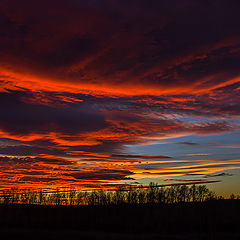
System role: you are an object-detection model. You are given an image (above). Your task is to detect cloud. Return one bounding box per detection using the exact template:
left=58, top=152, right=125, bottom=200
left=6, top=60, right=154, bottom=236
left=66, top=169, right=134, bottom=181
left=0, top=156, right=134, bottom=189
left=215, top=145, right=240, bottom=149
left=0, top=91, right=107, bottom=136
left=0, top=0, right=239, bottom=190
left=0, top=0, right=239, bottom=96
left=122, top=180, right=222, bottom=189
left=177, top=142, right=200, bottom=146
left=164, top=178, right=201, bottom=182
left=163, top=178, right=221, bottom=184
left=185, top=153, right=209, bottom=156
left=203, top=172, right=234, bottom=178
left=111, top=154, right=171, bottom=159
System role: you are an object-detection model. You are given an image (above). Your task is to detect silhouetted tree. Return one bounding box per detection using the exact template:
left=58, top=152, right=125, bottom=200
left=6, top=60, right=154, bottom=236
left=1, top=183, right=235, bottom=206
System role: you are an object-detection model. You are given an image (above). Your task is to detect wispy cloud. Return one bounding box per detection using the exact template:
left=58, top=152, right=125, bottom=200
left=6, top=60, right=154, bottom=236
left=177, top=142, right=200, bottom=146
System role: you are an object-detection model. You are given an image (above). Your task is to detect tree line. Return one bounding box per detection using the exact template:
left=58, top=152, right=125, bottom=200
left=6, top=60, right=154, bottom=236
left=0, top=183, right=239, bottom=205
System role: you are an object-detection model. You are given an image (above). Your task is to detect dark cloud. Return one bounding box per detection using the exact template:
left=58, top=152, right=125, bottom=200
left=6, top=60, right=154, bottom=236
left=177, top=142, right=200, bottom=146
left=66, top=169, right=134, bottom=181
left=204, top=173, right=234, bottom=178
left=0, top=156, right=74, bottom=168
left=163, top=178, right=222, bottom=185
left=111, top=154, right=171, bottom=159
left=0, top=91, right=107, bottom=135
left=0, top=0, right=239, bottom=94
left=19, top=176, right=76, bottom=183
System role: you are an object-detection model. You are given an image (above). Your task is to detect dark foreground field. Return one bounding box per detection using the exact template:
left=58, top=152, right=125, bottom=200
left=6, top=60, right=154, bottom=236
left=0, top=200, right=239, bottom=240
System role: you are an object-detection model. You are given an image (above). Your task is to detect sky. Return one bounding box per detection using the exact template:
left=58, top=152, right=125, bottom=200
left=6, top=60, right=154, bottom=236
left=0, top=0, right=239, bottom=196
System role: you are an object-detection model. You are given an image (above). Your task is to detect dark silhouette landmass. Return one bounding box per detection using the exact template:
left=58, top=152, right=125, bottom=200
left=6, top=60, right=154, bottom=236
left=0, top=184, right=230, bottom=205
left=0, top=184, right=239, bottom=239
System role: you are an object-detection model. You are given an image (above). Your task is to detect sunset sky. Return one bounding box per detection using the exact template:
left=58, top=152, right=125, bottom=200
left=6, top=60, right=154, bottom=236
left=0, top=0, right=239, bottom=196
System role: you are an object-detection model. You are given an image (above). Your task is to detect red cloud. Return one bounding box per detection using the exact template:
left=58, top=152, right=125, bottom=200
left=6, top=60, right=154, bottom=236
left=0, top=0, right=239, bottom=191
